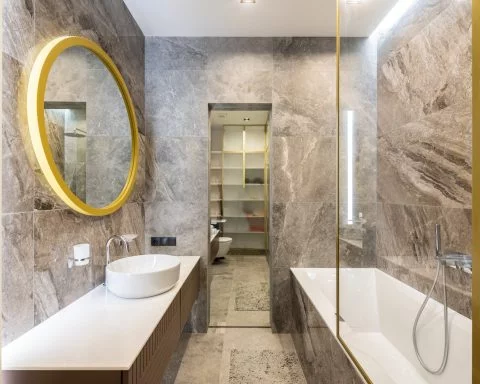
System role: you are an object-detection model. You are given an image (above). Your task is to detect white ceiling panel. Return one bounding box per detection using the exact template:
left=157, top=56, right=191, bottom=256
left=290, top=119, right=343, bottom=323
left=124, top=0, right=398, bottom=37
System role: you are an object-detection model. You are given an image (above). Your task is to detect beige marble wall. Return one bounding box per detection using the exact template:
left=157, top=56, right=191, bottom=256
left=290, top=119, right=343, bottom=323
left=145, top=37, right=340, bottom=333
left=376, top=0, right=472, bottom=317
left=2, top=0, right=145, bottom=344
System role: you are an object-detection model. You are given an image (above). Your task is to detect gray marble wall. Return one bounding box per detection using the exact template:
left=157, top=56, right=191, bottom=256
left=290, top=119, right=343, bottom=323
left=292, top=276, right=363, bottom=384
left=376, top=0, right=472, bottom=317
left=145, top=37, right=338, bottom=333
left=2, top=0, right=145, bottom=344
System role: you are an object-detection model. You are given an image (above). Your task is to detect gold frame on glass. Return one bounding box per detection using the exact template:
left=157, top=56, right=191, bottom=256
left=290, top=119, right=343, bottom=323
left=27, top=36, right=139, bottom=216
left=472, top=0, right=479, bottom=381
left=337, top=2, right=477, bottom=383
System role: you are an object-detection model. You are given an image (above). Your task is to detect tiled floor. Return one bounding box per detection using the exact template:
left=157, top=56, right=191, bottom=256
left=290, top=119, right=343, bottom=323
left=209, top=255, right=270, bottom=327
left=166, top=328, right=307, bottom=384
left=162, top=255, right=306, bottom=383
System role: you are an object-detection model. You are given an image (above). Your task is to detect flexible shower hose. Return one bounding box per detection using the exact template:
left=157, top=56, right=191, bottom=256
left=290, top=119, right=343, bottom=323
left=412, top=260, right=449, bottom=375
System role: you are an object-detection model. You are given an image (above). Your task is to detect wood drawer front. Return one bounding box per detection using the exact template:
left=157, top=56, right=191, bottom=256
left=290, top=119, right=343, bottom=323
left=3, top=370, right=121, bottom=384
left=123, top=295, right=181, bottom=384
left=180, top=263, right=200, bottom=327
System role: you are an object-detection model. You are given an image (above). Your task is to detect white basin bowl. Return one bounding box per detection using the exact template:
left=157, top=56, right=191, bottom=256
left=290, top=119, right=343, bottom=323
left=106, top=254, right=181, bottom=299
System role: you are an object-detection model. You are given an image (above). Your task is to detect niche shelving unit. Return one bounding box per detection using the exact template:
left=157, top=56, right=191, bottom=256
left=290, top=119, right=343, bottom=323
left=210, top=124, right=268, bottom=252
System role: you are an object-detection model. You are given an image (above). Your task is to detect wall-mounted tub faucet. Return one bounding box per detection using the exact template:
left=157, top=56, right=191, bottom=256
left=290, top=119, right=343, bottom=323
left=413, top=224, right=472, bottom=375
left=435, top=224, right=472, bottom=272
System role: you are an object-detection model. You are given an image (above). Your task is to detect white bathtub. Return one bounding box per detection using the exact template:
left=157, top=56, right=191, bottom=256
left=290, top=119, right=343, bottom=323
left=291, top=268, right=472, bottom=384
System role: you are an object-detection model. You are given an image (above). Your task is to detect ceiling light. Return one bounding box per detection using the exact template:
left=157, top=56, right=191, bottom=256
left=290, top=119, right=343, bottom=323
left=240, top=0, right=256, bottom=3
left=244, top=117, right=251, bottom=121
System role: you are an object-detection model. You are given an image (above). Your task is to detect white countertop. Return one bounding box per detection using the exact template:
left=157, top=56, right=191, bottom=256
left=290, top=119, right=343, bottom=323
left=2, top=256, right=200, bottom=371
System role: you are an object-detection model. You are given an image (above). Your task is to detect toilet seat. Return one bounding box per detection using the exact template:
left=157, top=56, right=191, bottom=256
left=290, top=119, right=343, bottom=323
left=219, top=237, right=232, bottom=243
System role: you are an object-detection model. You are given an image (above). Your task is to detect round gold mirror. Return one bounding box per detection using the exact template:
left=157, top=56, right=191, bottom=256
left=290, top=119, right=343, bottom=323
left=27, top=36, right=139, bottom=216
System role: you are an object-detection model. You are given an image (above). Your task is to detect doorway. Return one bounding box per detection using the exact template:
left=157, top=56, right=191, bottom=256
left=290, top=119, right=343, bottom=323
left=208, top=103, right=272, bottom=328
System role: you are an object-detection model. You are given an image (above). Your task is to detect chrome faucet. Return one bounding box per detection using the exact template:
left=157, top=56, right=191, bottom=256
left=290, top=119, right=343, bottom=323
left=435, top=224, right=472, bottom=272
left=105, top=235, right=129, bottom=267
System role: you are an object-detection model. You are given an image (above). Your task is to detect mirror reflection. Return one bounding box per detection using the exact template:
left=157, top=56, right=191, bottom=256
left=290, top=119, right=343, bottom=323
left=44, top=46, right=132, bottom=208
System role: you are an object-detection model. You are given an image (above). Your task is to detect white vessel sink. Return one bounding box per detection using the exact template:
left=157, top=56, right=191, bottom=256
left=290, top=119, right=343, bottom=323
left=106, top=254, right=181, bottom=299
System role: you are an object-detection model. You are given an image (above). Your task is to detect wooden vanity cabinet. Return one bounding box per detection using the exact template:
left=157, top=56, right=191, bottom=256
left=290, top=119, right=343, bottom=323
left=3, top=263, right=200, bottom=384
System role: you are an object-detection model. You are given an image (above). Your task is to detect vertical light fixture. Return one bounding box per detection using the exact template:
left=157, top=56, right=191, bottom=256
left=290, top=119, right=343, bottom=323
left=347, top=110, right=354, bottom=225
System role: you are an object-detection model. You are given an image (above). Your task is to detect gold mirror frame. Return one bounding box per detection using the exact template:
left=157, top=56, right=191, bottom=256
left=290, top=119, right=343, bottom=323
left=27, top=36, right=139, bottom=216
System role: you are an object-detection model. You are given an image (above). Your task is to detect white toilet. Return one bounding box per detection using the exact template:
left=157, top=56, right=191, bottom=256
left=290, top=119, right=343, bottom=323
left=216, top=237, right=232, bottom=258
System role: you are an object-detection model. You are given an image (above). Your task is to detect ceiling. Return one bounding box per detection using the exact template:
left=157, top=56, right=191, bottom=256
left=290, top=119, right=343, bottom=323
left=211, top=110, right=270, bottom=130
left=124, top=0, right=398, bottom=37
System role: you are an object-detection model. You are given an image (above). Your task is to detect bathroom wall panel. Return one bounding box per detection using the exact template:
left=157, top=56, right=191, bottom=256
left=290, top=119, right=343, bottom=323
left=145, top=70, right=207, bottom=137
left=292, top=277, right=363, bottom=384
left=2, top=212, right=34, bottom=345
left=146, top=36, right=341, bottom=333
left=2, top=53, right=35, bottom=214
left=1, top=0, right=146, bottom=344
left=271, top=135, right=336, bottom=203
left=376, top=0, right=472, bottom=315
left=271, top=202, right=336, bottom=269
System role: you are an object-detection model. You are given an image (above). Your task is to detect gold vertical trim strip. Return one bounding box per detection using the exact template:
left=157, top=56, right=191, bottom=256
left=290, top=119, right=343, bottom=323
left=336, top=0, right=341, bottom=342
left=472, top=0, right=479, bottom=381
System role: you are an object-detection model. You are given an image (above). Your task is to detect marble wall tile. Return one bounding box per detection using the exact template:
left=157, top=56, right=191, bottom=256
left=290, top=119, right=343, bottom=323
left=207, top=68, right=273, bottom=104
left=292, top=278, right=363, bottom=384
left=3, top=0, right=34, bottom=64
left=377, top=2, right=471, bottom=136
left=98, top=1, right=144, bottom=37
left=273, top=37, right=336, bottom=72
left=270, top=268, right=293, bottom=333
left=272, top=70, right=336, bottom=137
left=146, top=70, right=207, bottom=137
left=377, top=103, right=471, bottom=207
left=271, top=202, right=336, bottom=268
left=271, top=136, right=336, bottom=203
left=146, top=37, right=207, bottom=71
left=377, top=0, right=451, bottom=62
left=145, top=200, right=208, bottom=257
left=2, top=53, right=35, bottom=214
left=2, top=213, right=34, bottom=345
left=146, top=137, right=208, bottom=203
left=206, top=37, right=273, bottom=72
left=33, top=209, right=95, bottom=324
left=376, top=203, right=471, bottom=262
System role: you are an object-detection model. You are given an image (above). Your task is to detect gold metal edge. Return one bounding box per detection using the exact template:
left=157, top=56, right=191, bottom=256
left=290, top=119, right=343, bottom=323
left=335, top=1, right=374, bottom=383
left=473, top=0, right=480, bottom=381
left=27, top=36, right=139, bottom=216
